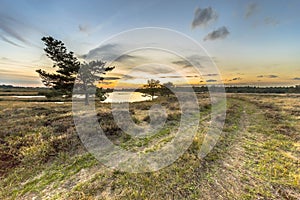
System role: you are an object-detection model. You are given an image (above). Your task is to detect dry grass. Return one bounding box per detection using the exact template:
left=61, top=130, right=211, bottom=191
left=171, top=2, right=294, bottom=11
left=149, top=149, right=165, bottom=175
left=0, top=94, right=299, bottom=199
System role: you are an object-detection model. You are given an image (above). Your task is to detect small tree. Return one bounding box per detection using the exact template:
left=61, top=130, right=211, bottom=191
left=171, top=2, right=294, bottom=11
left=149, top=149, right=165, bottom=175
left=143, top=79, right=161, bottom=100
left=160, top=81, right=174, bottom=97
left=77, top=61, right=114, bottom=105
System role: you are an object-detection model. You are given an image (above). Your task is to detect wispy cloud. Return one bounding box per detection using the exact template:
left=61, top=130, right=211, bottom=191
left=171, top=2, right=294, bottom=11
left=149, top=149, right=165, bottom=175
left=159, top=75, right=198, bottom=79
left=0, top=35, right=24, bottom=47
left=114, top=54, right=138, bottom=62
left=244, top=3, right=279, bottom=27
left=257, top=75, right=279, bottom=78
left=0, top=14, right=35, bottom=47
left=82, top=43, right=118, bottom=60
left=101, top=81, right=113, bottom=85
left=159, top=75, right=182, bottom=78
left=203, top=73, right=218, bottom=76
left=206, top=79, right=217, bottom=82
left=134, top=65, right=175, bottom=75
left=172, top=60, right=191, bottom=68
left=172, top=55, right=211, bottom=68
left=245, top=2, right=259, bottom=18
left=264, top=17, right=279, bottom=26
left=231, top=77, right=242, bottom=81
left=203, top=26, right=230, bottom=41
left=78, top=24, right=89, bottom=33
left=103, top=76, right=121, bottom=80
left=82, top=43, right=144, bottom=65
left=267, top=75, right=279, bottom=78
left=192, top=7, right=218, bottom=28
left=121, top=75, right=135, bottom=80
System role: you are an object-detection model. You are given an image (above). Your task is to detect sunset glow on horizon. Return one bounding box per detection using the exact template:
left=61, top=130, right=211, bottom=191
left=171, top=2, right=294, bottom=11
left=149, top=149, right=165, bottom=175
left=0, top=0, right=299, bottom=87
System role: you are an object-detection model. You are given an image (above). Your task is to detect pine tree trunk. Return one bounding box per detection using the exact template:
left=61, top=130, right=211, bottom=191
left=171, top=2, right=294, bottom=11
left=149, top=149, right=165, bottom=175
left=85, top=92, right=89, bottom=105
left=83, top=82, right=89, bottom=105
left=151, top=91, right=154, bottom=101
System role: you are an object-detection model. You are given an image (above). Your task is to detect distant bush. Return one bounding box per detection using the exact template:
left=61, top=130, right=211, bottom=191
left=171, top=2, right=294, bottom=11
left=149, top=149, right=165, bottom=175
left=38, top=90, right=64, bottom=98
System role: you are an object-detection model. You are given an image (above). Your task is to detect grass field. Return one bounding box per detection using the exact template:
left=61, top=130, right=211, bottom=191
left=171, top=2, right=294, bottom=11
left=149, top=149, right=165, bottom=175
left=0, top=94, right=299, bottom=199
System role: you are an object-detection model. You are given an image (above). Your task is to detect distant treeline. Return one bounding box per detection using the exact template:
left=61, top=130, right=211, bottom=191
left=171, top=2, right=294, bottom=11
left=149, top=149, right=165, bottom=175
left=0, top=85, right=48, bottom=92
left=1, top=84, right=300, bottom=94
left=135, top=85, right=300, bottom=94
left=0, top=85, right=41, bottom=89
left=193, top=85, right=300, bottom=93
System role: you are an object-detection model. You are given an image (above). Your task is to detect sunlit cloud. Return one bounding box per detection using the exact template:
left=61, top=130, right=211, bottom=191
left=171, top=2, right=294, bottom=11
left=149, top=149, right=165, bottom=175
left=172, top=60, right=192, bottom=68
left=172, top=55, right=211, bottom=69
left=204, top=73, right=218, bottom=76
left=232, top=77, right=242, bottom=81
left=206, top=79, right=217, bottom=82
left=103, top=76, right=121, bottom=80
left=267, top=75, right=279, bottom=78
left=257, top=75, right=279, bottom=78
left=82, top=43, right=119, bottom=60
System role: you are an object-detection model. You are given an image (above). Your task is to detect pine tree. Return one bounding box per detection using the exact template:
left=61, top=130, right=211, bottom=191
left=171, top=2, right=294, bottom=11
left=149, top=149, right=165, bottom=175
left=161, top=81, right=174, bottom=97
left=36, top=36, right=114, bottom=104
left=36, top=36, right=80, bottom=96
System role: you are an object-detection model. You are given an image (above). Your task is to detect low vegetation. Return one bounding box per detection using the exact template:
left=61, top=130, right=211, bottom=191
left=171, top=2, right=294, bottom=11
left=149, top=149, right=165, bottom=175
left=0, top=93, right=299, bottom=199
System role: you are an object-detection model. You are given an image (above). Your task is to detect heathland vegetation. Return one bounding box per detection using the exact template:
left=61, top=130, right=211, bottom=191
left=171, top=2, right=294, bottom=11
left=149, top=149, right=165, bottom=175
left=0, top=37, right=299, bottom=199
left=0, top=93, right=299, bottom=199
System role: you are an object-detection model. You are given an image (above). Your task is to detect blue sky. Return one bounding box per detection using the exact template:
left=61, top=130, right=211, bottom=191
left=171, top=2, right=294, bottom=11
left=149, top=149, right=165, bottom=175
left=0, top=0, right=300, bottom=86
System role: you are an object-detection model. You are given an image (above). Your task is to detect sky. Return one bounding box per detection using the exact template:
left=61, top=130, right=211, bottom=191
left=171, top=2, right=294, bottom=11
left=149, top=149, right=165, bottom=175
left=0, top=0, right=300, bottom=87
